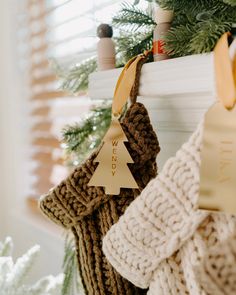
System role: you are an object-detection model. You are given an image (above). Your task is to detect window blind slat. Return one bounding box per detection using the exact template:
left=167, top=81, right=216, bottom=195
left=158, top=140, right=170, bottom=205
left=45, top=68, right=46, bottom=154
left=28, top=0, right=73, bottom=22
left=30, top=60, right=50, bottom=72
left=32, top=151, right=63, bottom=165
left=30, top=27, right=47, bottom=39
left=32, top=137, right=60, bottom=148
left=32, top=121, right=52, bottom=132
left=31, top=106, right=50, bottom=116
left=32, top=91, right=66, bottom=100
left=32, top=166, right=53, bottom=184
left=31, top=74, right=57, bottom=86
left=30, top=44, right=48, bottom=55
left=33, top=179, right=54, bottom=195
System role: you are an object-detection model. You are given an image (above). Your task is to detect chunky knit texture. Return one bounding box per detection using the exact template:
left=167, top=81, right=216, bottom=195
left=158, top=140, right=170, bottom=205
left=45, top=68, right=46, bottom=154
left=194, top=224, right=236, bottom=295
left=103, top=122, right=236, bottom=295
left=39, top=101, right=160, bottom=295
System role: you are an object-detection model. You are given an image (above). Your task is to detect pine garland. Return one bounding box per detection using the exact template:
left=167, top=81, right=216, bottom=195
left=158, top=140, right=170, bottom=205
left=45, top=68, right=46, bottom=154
left=189, top=19, right=231, bottom=54
left=157, top=0, right=236, bottom=56
left=113, top=3, right=155, bottom=62
left=0, top=237, right=63, bottom=295
left=61, top=234, right=84, bottom=295
left=62, top=103, right=111, bottom=166
left=165, top=19, right=232, bottom=56
left=112, top=3, right=156, bottom=31
left=157, top=0, right=227, bottom=13
left=54, top=0, right=236, bottom=93
left=54, top=57, right=97, bottom=94
left=223, top=0, right=236, bottom=5
left=116, top=30, right=153, bottom=62
left=56, top=4, right=155, bottom=94
left=0, top=236, right=13, bottom=256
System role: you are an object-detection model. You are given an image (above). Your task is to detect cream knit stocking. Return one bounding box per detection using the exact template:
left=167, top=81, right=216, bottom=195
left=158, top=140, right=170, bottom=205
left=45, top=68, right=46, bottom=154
left=103, top=122, right=236, bottom=295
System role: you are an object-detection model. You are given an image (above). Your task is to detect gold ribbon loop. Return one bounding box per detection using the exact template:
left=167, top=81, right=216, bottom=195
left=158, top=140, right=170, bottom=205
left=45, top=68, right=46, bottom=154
left=112, top=49, right=152, bottom=116
left=214, top=33, right=236, bottom=110
left=233, top=50, right=236, bottom=87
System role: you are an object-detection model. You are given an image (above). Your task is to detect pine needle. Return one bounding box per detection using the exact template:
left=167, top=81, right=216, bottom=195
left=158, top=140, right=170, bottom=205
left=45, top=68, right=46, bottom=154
left=112, top=3, right=156, bottom=32
left=164, top=24, right=194, bottom=57
left=115, top=30, right=153, bottom=62
left=157, top=0, right=228, bottom=14
left=61, top=234, right=84, bottom=295
left=189, top=19, right=231, bottom=54
left=62, top=103, right=111, bottom=166
left=222, top=0, right=236, bottom=6
left=54, top=57, right=97, bottom=94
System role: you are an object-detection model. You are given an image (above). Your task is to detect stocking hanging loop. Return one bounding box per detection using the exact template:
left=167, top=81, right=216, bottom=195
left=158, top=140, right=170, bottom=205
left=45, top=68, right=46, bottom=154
left=214, top=32, right=236, bottom=110
left=112, top=49, right=152, bottom=117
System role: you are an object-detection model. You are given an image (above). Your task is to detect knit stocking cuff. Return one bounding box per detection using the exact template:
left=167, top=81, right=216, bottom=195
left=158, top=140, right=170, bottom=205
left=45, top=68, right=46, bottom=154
left=39, top=181, right=74, bottom=229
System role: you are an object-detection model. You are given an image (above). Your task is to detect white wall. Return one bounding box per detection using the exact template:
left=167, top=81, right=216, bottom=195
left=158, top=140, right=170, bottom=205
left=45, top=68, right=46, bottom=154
left=0, top=0, right=64, bottom=280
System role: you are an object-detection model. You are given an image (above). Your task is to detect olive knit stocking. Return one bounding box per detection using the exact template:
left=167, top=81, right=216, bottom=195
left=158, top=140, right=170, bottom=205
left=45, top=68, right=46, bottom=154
left=39, top=52, right=160, bottom=295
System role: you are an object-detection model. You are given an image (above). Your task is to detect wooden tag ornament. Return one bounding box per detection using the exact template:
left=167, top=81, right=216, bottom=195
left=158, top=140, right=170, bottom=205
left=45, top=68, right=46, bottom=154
left=88, top=117, right=138, bottom=195
left=199, top=33, right=236, bottom=214
left=88, top=52, right=150, bottom=195
left=199, top=102, right=236, bottom=214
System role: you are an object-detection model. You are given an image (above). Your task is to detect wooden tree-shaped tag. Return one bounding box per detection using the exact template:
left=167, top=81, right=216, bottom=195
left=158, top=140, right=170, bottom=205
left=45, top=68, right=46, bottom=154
left=88, top=117, right=138, bottom=195
left=199, top=33, right=236, bottom=214
left=88, top=52, right=148, bottom=195
left=199, top=102, right=236, bottom=214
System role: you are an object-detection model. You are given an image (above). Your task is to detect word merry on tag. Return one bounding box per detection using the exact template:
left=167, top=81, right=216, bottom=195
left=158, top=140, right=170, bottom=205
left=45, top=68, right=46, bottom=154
left=88, top=117, right=138, bottom=195
left=199, top=102, right=236, bottom=214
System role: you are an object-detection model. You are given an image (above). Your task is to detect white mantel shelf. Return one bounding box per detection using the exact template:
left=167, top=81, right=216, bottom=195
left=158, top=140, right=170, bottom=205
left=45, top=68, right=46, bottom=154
left=88, top=53, right=216, bottom=168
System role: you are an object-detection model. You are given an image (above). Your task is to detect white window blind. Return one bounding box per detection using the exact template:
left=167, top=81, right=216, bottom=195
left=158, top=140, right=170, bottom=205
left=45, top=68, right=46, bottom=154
left=16, top=0, right=133, bottom=205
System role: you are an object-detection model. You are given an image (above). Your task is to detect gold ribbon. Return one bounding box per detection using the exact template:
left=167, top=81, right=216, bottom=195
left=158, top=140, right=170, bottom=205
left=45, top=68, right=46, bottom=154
left=112, top=49, right=152, bottom=116
left=214, top=33, right=236, bottom=109
left=233, top=49, right=236, bottom=87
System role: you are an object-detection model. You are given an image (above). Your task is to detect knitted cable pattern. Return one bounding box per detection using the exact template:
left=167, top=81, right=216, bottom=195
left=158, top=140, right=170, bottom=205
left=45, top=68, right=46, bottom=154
left=39, top=101, right=160, bottom=295
left=103, top=121, right=236, bottom=295
left=194, top=219, right=236, bottom=295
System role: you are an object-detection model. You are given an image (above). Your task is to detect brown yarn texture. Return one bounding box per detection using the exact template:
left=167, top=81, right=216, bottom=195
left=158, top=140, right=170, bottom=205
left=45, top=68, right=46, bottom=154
left=39, top=54, right=160, bottom=295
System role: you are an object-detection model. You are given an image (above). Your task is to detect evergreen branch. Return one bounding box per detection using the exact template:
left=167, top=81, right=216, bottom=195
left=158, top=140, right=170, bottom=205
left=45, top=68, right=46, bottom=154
left=51, top=0, right=236, bottom=94
left=62, top=103, right=111, bottom=166
left=61, top=245, right=75, bottom=295
left=223, top=0, right=236, bottom=6
left=0, top=238, right=63, bottom=295
left=62, top=104, right=111, bottom=153
left=54, top=57, right=97, bottom=94
left=116, top=31, right=153, bottom=62
left=61, top=234, right=84, bottom=295
left=6, top=245, right=40, bottom=289
left=164, top=24, right=194, bottom=57
left=30, top=275, right=64, bottom=295
left=134, top=0, right=153, bottom=4
left=190, top=19, right=231, bottom=54
left=112, top=3, right=156, bottom=32
left=0, top=237, right=13, bottom=257
left=222, top=4, right=236, bottom=22
left=165, top=17, right=232, bottom=57
left=157, top=0, right=229, bottom=14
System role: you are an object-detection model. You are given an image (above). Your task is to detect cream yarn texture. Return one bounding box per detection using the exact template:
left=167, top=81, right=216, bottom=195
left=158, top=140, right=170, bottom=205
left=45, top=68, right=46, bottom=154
left=103, top=122, right=236, bottom=295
